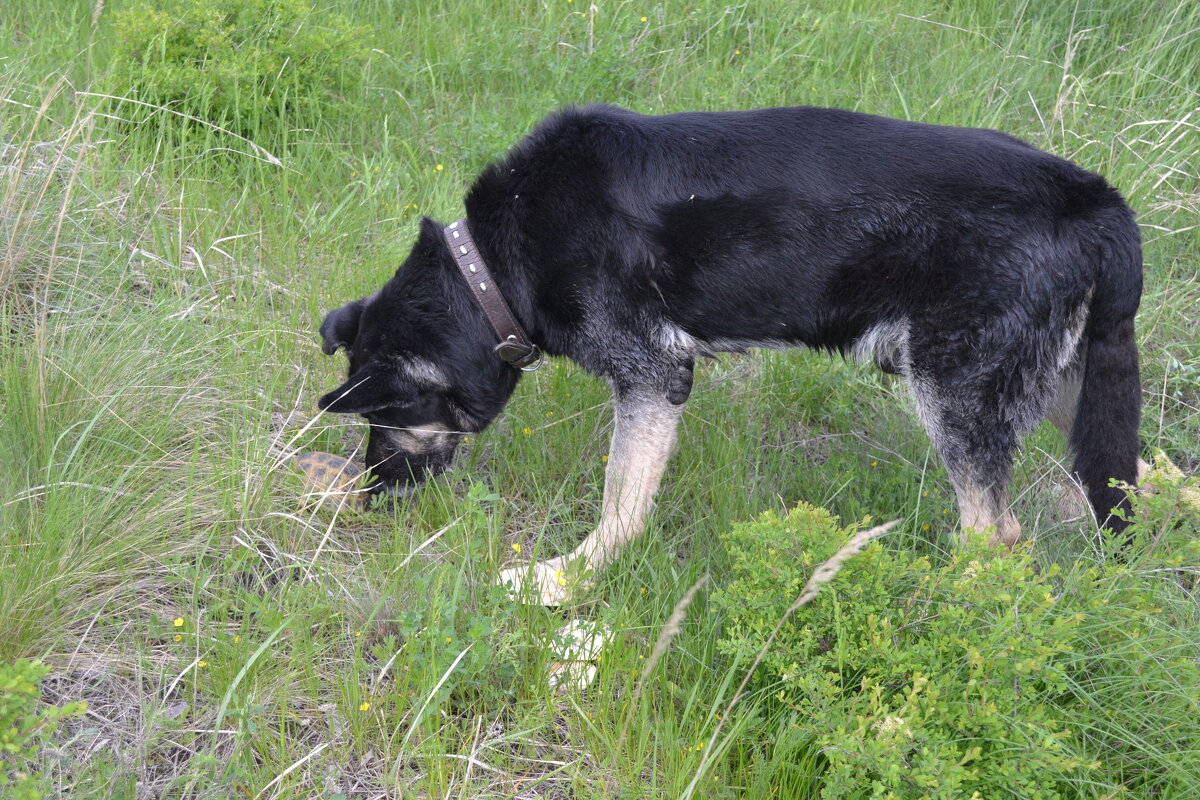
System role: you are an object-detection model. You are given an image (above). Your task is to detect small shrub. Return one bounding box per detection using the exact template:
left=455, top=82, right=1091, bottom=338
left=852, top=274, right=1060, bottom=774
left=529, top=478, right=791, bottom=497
left=1117, top=451, right=1200, bottom=569
left=0, top=660, right=87, bottom=800
left=714, top=503, right=1200, bottom=799
left=109, top=0, right=368, bottom=137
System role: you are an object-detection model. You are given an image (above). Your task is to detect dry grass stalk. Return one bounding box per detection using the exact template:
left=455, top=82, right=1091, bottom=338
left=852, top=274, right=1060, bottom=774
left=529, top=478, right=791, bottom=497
left=616, top=573, right=709, bottom=753
left=638, top=573, right=709, bottom=686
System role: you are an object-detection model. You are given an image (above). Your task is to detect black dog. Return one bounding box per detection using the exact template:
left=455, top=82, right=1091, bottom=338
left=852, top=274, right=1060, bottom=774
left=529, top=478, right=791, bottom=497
left=318, top=105, right=1142, bottom=604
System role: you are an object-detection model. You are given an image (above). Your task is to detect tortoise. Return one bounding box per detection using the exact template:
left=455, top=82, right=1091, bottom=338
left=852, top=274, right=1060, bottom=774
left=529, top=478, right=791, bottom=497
left=292, top=452, right=367, bottom=508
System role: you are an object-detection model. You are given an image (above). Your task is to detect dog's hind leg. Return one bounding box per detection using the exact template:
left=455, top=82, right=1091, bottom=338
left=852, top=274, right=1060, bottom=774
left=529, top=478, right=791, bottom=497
left=1047, top=364, right=1151, bottom=488
left=952, top=475, right=1021, bottom=547
left=497, top=389, right=685, bottom=605
left=909, top=375, right=1022, bottom=547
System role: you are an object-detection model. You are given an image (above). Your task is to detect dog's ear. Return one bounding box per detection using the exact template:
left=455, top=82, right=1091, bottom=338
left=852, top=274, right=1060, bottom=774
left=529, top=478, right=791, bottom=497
left=319, top=298, right=369, bottom=355
left=318, top=362, right=410, bottom=415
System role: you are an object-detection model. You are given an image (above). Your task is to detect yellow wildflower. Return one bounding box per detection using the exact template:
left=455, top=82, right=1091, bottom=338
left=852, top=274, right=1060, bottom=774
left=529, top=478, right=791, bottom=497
left=511, top=542, right=522, bottom=553
left=198, top=660, right=207, bottom=668
left=360, top=701, right=370, bottom=711
left=173, top=618, right=184, bottom=628
left=174, top=634, right=182, bottom=643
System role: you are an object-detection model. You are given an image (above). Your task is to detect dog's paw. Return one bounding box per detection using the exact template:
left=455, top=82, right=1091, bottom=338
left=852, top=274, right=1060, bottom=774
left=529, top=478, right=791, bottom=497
left=496, top=556, right=590, bottom=606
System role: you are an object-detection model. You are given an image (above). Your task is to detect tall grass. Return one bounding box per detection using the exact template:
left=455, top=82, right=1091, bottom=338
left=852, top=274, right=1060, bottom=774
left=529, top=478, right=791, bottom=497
left=2, top=0, right=1198, bottom=796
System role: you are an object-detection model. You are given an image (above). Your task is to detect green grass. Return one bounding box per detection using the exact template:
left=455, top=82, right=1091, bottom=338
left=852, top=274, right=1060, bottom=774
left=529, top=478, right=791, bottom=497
left=1, top=0, right=1198, bottom=796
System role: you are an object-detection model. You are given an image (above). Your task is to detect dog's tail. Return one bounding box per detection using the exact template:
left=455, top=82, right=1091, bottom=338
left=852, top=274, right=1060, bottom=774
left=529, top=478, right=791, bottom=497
left=1070, top=204, right=1143, bottom=535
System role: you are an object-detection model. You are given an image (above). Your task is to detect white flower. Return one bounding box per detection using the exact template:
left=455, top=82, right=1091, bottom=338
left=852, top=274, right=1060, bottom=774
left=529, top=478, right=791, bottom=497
left=873, top=716, right=911, bottom=738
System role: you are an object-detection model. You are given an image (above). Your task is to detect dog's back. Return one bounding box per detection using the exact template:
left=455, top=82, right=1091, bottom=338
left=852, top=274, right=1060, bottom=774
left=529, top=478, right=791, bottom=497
left=472, top=105, right=1137, bottom=350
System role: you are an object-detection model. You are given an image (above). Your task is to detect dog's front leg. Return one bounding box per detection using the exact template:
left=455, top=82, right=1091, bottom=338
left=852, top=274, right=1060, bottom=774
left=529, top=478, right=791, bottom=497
left=575, top=390, right=685, bottom=568
left=498, top=384, right=686, bottom=605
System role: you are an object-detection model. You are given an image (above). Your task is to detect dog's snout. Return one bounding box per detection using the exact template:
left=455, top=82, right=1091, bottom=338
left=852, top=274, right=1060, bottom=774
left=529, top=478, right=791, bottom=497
left=363, top=422, right=461, bottom=491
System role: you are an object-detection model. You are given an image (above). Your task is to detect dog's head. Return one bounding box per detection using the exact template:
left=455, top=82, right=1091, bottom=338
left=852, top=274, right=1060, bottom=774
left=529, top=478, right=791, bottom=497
left=317, top=220, right=520, bottom=499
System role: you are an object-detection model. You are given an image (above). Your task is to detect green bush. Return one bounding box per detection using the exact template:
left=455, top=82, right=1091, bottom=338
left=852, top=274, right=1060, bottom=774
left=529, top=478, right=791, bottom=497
left=109, top=0, right=368, bottom=137
left=714, top=503, right=1200, bottom=799
left=0, top=660, right=87, bottom=800
left=1116, top=453, right=1200, bottom=569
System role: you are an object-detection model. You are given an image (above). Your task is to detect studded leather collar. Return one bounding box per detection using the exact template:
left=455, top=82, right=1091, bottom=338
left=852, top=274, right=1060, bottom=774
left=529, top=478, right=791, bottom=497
left=443, top=219, right=543, bottom=370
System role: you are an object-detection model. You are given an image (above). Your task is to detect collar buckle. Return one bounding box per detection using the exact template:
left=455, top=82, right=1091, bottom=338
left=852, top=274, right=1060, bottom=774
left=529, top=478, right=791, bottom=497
left=495, top=336, right=543, bottom=370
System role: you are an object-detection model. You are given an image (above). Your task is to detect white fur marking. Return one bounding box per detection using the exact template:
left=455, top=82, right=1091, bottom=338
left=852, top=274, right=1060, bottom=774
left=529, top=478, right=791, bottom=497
left=385, top=422, right=454, bottom=455
left=405, top=357, right=450, bottom=390
left=1056, top=299, right=1090, bottom=372
left=851, top=319, right=911, bottom=372
left=658, top=323, right=696, bottom=353
left=696, top=337, right=792, bottom=353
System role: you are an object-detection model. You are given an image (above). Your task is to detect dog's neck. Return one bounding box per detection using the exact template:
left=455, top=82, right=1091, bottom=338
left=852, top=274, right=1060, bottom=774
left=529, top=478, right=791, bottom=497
left=442, top=219, right=543, bottom=370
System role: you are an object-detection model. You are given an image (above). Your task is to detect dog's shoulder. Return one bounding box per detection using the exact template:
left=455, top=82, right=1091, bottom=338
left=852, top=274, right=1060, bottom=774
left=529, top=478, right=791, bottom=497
left=470, top=105, right=638, bottom=188
left=463, top=105, right=645, bottom=264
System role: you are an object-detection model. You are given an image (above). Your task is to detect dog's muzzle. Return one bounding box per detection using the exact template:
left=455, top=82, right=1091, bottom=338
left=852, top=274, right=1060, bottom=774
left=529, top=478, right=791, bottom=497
left=362, top=425, right=461, bottom=499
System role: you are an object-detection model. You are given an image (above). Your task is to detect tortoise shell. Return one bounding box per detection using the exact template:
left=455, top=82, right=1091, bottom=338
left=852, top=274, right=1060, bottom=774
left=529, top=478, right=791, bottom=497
left=292, top=452, right=366, bottom=506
